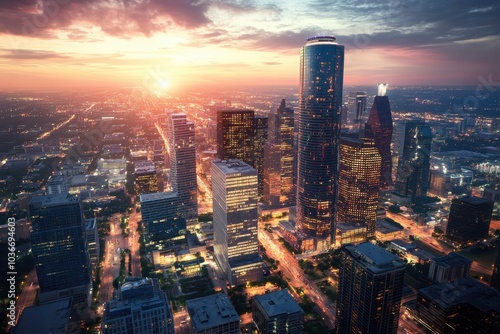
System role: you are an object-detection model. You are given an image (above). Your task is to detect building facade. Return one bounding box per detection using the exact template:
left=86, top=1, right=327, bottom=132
left=217, top=110, right=255, bottom=167
left=252, top=289, right=305, bottom=334
left=445, top=196, right=494, bottom=245
left=29, top=193, right=91, bottom=306
left=254, top=115, right=268, bottom=197
left=336, top=242, right=405, bottom=334
left=395, top=122, right=432, bottom=204
left=428, top=252, right=472, bottom=283
left=366, top=84, right=393, bottom=187
left=102, top=277, right=174, bottom=334
left=167, top=113, right=198, bottom=229
left=212, top=159, right=263, bottom=285
left=337, top=137, right=381, bottom=238
left=297, top=36, right=344, bottom=249
left=263, top=99, right=295, bottom=208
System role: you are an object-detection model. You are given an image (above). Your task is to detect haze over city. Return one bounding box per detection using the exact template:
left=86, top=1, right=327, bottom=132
left=0, top=0, right=499, bottom=90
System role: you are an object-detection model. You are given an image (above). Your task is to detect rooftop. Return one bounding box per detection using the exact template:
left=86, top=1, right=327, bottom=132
left=187, top=294, right=239, bottom=330
left=15, top=297, right=72, bottom=334
left=212, top=159, right=256, bottom=175
left=345, top=242, right=405, bottom=274
left=29, top=193, right=80, bottom=208
left=253, top=289, right=304, bottom=318
left=140, top=191, right=178, bottom=203
left=419, top=277, right=500, bottom=312
left=432, top=252, right=472, bottom=267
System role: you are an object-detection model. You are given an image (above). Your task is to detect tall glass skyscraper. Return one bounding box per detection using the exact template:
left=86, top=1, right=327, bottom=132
left=297, top=36, right=344, bottom=246
left=366, top=84, right=393, bottom=187
left=167, top=113, right=198, bottom=229
left=29, top=193, right=91, bottom=306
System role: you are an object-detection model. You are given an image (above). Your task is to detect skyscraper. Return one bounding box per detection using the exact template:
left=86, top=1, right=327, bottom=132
left=167, top=113, right=198, bottom=229
left=345, top=91, right=367, bottom=130
left=366, top=84, right=393, bottom=187
left=297, top=36, right=344, bottom=249
left=29, top=193, right=91, bottom=306
left=445, top=196, right=493, bottom=245
left=212, top=159, right=263, bottom=285
left=337, top=136, right=381, bottom=238
left=336, top=242, right=405, bottom=334
left=254, top=115, right=268, bottom=197
left=395, top=122, right=432, bottom=204
left=217, top=110, right=255, bottom=166
left=263, top=99, right=295, bottom=208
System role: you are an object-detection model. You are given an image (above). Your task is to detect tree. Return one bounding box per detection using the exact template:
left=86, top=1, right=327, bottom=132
left=388, top=205, right=401, bottom=214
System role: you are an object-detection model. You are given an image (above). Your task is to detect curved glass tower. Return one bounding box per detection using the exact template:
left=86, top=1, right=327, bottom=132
left=297, top=36, right=344, bottom=242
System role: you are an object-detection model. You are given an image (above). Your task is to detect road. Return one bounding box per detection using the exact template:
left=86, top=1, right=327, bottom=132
left=259, top=229, right=336, bottom=330
left=14, top=269, right=38, bottom=324
left=127, top=211, right=142, bottom=277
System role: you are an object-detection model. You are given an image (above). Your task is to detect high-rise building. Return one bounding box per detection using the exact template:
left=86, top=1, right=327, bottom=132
left=337, top=136, right=381, bottom=238
left=254, top=115, right=268, bottom=197
left=140, top=191, right=186, bottom=250
left=336, top=242, right=405, bottom=334
left=217, top=110, right=255, bottom=167
left=415, top=277, right=500, bottom=334
left=252, top=289, right=305, bottom=334
left=345, top=91, right=368, bottom=130
left=29, top=193, right=91, bottom=306
left=445, top=196, right=493, bottom=244
left=102, top=277, right=174, bottom=334
left=264, top=99, right=295, bottom=208
left=186, top=294, right=240, bottom=334
left=85, top=218, right=99, bottom=266
left=167, top=113, right=198, bottom=229
left=395, top=122, right=432, bottom=204
left=297, top=36, right=344, bottom=249
left=134, top=160, right=158, bottom=195
left=212, top=159, right=263, bottom=285
left=427, top=252, right=472, bottom=283
left=45, top=175, right=68, bottom=195
left=366, top=84, right=393, bottom=187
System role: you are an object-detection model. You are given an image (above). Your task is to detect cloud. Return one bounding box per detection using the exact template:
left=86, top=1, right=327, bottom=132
left=0, top=48, right=69, bottom=60
left=263, top=61, right=282, bottom=65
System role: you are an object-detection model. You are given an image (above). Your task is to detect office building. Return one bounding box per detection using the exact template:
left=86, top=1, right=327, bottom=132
left=428, top=252, right=472, bottom=283
left=186, top=294, right=240, bottom=334
left=134, top=160, right=158, bottom=195
left=45, top=175, right=68, bottom=195
left=85, top=218, right=99, bottom=266
left=252, top=289, right=305, bottom=334
left=336, top=242, right=405, bottom=334
left=491, top=249, right=500, bottom=291
left=140, top=191, right=186, bottom=250
left=445, top=196, right=493, bottom=245
left=254, top=115, right=268, bottom=196
left=337, top=136, right=381, bottom=238
left=366, top=84, right=393, bottom=187
left=395, top=122, right=432, bottom=204
left=264, top=99, right=295, bottom=208
left=29, top=193, right=91, bottom=306
left=297, top=36, right=344, bottom=250
left=212, top=159, right=263, bottom=285
left=344, top=91, right=368, bottom=129
left=167, top=113, right=198, bottom=229
left=415, top=277, right=500, bottom=334
left=335, top=222, right=368, bottom=247
left=217, top=109, right=255, bottom=167
left=102, top=277, right=174, bottom=334
left=14, top=298, right=74, bottom=334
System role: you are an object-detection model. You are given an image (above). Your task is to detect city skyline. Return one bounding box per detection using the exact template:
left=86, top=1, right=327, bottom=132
left=0, top=1, right=499, bottom=91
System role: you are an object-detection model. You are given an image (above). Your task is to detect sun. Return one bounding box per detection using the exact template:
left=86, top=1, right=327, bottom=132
left=159, top=80, right=169, bottom=89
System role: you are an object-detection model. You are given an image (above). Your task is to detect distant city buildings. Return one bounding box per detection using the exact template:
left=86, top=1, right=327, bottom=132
left=445, top=196, right=493, bottom=245
left=29, top=193, right=91, bottom=306
left=212, top=159, right=263, bottom=285
left=296, top=36, right=344, bottom=251
left=344, top=91, right=367, bottom=130
left=167, top=113, right=198, bottom=229
left=252, top=289, right=305, bottom=334
left=254, top=115, right=268, bottom=196
left=102, top=277, right=174, bottom=334
left=366, top=84, right=393, bottom=187
left=428, top=252, right=472, bottom=283
left=186, top=293, right=240, bottom=334
left=337, top=136, right=381, bottom=239
left=263, top=99, right=295, bottom=208
left=415, top=277, right=500, bottom=333
left=394, top=121, right=432, bottom=204
left=336, top=242, right=405, bottom=334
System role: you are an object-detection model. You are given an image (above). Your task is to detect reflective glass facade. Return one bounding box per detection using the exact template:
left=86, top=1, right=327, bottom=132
left=217, top=110, right=255, bottom=167
left=297, top=36, right=344, bottom=240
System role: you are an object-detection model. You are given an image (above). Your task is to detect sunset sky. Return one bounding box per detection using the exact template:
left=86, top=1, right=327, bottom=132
left=0, top=0, right=499, bottom=91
